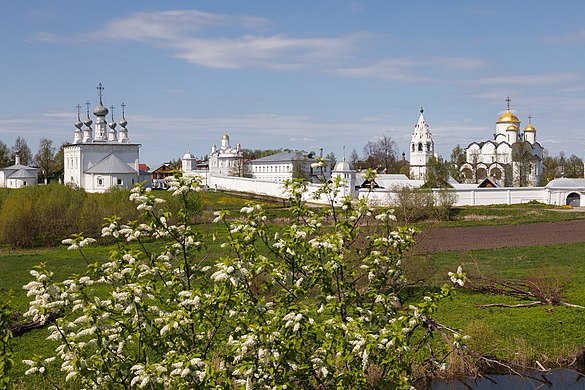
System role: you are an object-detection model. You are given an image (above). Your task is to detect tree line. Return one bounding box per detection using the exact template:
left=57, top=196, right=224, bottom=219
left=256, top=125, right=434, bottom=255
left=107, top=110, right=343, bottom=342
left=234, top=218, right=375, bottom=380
left=0, top=137, right=65, bottom=182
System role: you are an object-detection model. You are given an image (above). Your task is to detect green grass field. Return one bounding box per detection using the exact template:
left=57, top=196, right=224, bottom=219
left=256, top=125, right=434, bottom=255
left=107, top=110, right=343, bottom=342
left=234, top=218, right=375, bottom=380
left=406, top=243, right=585, bottom=366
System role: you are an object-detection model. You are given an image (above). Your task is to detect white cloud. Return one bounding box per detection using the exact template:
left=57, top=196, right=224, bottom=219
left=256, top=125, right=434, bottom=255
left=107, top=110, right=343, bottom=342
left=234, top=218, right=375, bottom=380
left=331, top=56, right=487, bottom=81
left=544, top=29, right=585, bottom=44
left=473, top=72, right=581, bottom=88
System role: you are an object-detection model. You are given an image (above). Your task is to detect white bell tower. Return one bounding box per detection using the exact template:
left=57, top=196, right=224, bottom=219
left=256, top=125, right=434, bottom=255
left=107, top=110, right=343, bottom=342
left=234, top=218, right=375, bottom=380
left=409, top=108, right=434, bottom=180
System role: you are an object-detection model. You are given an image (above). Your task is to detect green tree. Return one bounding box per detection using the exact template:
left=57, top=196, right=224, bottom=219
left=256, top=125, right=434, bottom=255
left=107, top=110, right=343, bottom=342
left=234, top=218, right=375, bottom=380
left=52, top=142, right=66, bottom=180
left=423, top=156, right=452, bottom=188
left=449, top=145, right=466, bottom=182
left=34, top=138, right=56, bottom=182
left=325, top=152, right=336, bottom=170
left=564, top=154, right=583, bottom=178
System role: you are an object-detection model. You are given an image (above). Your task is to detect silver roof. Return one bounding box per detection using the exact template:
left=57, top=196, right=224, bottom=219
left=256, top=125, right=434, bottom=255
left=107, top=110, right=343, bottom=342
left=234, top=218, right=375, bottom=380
left=248, top=151, right=316, bottom=164
left=85, top=154, right=137, bottom=174
left=7, top=167, right=37, bottom=179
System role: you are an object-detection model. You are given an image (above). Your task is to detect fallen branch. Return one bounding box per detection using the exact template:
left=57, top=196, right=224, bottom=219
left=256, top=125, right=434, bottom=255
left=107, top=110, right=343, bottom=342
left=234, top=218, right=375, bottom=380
left=9, top=309, right=63, bottom=337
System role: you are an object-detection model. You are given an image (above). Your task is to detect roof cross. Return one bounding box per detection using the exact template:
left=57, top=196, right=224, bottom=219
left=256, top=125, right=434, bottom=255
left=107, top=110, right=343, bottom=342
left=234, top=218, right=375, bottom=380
left=97, top=83, right=105, bottom=103
left=505, top=96, right=511, bottom=111
left=76, top=104, right=81, bottom=119
left=110, top=105, right=115, bottom=121
left=85, top=100, right=91, bottom=116
left=121, top=102, right=126, bottom=119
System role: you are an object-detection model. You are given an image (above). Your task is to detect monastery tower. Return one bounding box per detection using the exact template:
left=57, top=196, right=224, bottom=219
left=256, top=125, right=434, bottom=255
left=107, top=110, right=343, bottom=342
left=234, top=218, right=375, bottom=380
left=409, top=108, right=435, bottom=180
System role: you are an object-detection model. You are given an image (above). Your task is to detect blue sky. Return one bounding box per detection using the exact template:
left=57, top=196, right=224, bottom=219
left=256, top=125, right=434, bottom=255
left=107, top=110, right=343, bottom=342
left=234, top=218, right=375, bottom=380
left=2, top=1, right=585, bottom=167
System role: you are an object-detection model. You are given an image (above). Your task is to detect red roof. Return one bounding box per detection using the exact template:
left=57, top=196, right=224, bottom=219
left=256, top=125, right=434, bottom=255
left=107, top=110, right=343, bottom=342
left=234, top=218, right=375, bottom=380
left=139, top=163, right=150, bottom=172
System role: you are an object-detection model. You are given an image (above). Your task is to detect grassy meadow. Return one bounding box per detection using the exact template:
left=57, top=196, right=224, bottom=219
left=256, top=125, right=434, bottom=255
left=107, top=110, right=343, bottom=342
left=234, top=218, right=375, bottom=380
left=2, top=186, right=585, bottom=385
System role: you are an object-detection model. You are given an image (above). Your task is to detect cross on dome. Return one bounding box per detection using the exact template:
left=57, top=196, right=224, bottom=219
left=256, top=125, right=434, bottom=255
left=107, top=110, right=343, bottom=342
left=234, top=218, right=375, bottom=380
left=97, top=83, right=105, bottom=103
left=505, top=96, right=511, bottom=111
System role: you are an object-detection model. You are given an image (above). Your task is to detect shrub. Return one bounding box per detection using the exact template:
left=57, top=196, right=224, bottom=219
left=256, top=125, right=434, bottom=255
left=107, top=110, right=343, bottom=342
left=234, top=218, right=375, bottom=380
left=390, top=186, right=436, bottom=224
left=22, top=176, right=466, bottom=388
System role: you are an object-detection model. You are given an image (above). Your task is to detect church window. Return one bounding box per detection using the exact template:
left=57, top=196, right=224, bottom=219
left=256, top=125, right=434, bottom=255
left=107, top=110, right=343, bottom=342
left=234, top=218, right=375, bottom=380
left=418, top=143, right=423, bottom=152
left=117, top=178, right=123, bottom=185
left=426, top=142, right=431, bottom=151
left=97, top=177, right=104, bottom=186
left=412, top=144, right=415, bottom=152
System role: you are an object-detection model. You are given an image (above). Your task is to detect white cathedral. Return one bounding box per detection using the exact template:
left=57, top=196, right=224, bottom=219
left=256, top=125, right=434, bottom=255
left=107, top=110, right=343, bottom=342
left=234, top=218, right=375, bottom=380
left=208, top=134, right=243, bottom=176
left=63, top=84, right=141, bottom=192
left=460, top=97, right=544, bottom=186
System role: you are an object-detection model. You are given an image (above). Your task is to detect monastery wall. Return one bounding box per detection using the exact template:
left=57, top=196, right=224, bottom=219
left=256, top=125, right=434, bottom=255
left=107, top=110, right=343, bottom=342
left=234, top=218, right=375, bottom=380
left=188, top=170, right=580, bottom=208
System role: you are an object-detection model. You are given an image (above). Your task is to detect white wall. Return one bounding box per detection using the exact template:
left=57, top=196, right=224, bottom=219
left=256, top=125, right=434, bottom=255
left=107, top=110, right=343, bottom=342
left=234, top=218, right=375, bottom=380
left=185, top=170, right=585, bottom=208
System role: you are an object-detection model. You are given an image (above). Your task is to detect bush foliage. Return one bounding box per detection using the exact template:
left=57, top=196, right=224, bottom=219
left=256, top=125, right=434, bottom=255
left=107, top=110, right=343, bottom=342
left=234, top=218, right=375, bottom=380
left=0, top=184, right=202, bottom=248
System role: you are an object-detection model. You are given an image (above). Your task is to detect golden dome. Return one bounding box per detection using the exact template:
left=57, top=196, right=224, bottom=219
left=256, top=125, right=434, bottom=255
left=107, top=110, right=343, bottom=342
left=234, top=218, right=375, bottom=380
left=524, top=125, right=536, bottom=132
left=506, top=124, right=519, bottom=131
left=497, top=110, right=520, bottom=123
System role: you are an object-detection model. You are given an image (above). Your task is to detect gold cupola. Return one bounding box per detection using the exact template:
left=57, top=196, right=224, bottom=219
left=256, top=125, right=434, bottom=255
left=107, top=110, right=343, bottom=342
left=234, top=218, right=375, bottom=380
left=524, top=115, right=536, bottom=132
left=497, top=96, right=520, bottom=123
left=506, top=124, right=519, bottom=131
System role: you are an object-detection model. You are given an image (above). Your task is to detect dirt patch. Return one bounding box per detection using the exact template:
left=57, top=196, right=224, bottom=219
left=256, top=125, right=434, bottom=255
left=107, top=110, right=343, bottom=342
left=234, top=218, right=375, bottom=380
left=413, top=219, right=585, bottom=254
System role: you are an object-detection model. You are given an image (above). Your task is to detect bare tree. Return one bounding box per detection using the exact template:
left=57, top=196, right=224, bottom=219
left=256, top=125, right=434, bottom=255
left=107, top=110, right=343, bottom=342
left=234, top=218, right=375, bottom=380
left=229, top=158, right=251, bottom=178
left=0, top=140, right=10, bottom=167
left=34, top=138, right=56, bottom=182
left=362, top=135, right=398, bottom=172
left=349, top=149, right=360, bottom=166
left=512, top=141, right=534, bottom=187
left=11, top=136, right=33, bottom=165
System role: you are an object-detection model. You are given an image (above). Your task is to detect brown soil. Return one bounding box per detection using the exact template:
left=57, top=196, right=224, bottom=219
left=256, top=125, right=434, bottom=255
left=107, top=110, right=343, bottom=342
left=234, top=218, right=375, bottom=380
left=413, top=219, right=585, bottom=254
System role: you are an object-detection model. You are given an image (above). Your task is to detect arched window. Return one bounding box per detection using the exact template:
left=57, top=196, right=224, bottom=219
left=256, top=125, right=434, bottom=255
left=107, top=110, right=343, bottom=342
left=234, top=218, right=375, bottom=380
left=418, top=143, right=423, bottom=152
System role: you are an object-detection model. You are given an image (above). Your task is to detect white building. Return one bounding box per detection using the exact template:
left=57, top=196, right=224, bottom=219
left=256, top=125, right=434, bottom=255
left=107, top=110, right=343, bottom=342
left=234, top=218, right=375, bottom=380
left=209, top=134, right=243, bottom=176
left=63, top=84, right=141, bottom=193
left=248, top=150, right=332, bottom=183
left=409, top=108, right=435, bottom=180
left=460, top=97, right=544, bottom=187
left=331, top=159, right=357, bottom=198
left=0, top=153, right=38, bottom=188
left=182, top=151, right=198, bottom=175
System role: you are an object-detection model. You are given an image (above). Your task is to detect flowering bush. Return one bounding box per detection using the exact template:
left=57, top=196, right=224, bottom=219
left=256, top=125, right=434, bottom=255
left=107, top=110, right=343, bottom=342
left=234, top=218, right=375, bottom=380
left=22, top=175, right=465, bottom=389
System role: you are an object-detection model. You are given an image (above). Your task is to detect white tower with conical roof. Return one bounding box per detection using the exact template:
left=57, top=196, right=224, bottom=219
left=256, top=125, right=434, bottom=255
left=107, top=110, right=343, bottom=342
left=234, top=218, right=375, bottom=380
left=409, top=108, right=435, bottom=180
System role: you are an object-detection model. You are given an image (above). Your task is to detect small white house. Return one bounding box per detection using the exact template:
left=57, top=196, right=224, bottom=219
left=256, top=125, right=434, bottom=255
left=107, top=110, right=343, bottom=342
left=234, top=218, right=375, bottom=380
left=248, top=150, right=332, bottom=183
left=0, top=154, right=38, bottom=188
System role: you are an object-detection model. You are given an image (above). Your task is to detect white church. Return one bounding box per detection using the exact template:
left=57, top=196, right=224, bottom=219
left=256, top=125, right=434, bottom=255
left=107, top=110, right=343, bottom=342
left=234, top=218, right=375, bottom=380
left=63, top=84, right=142, bottom=192
left=460, top=97, right=544, bottom=187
